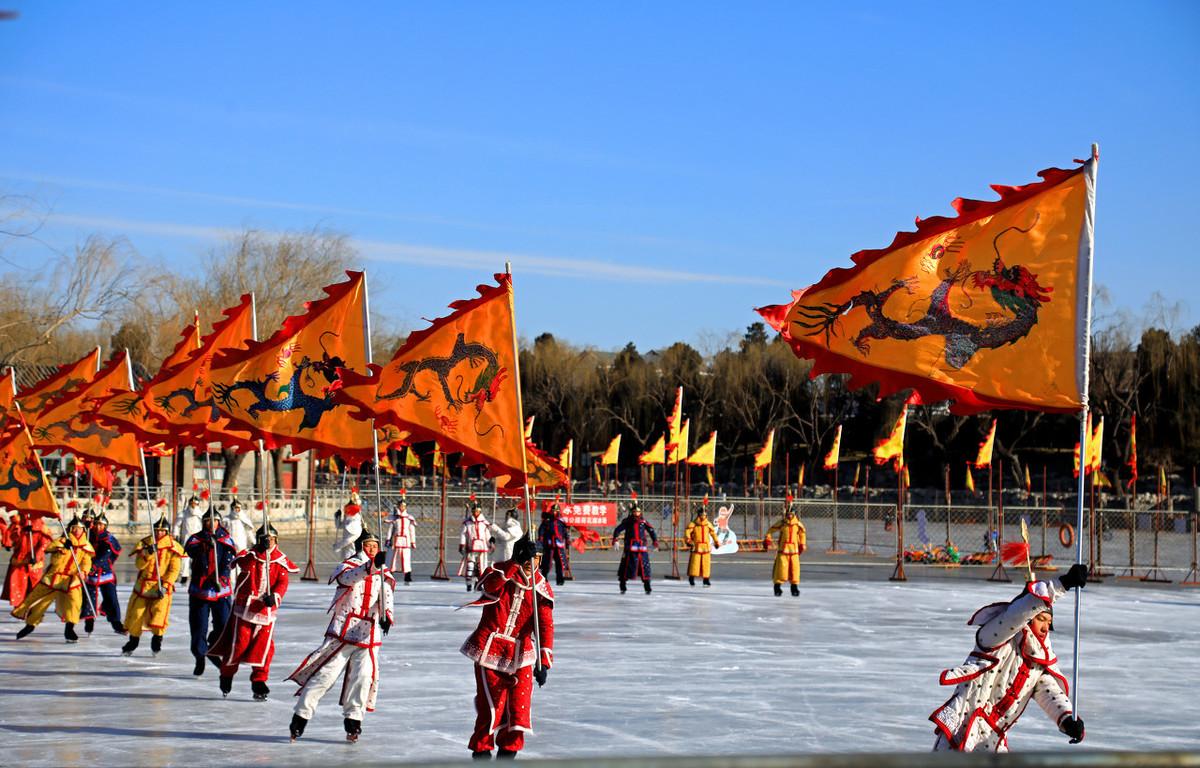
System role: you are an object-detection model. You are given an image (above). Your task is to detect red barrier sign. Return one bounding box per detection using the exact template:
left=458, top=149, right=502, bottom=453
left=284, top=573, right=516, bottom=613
left=546, top=501, right=617, bottom=527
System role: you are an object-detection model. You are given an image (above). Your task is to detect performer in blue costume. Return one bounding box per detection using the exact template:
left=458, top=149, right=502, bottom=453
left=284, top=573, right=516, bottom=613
left=82, top=512, right=125, bottom=635
left=611, top=498, right=657, bottom=594
left=184, top=507, right=236, bottom=676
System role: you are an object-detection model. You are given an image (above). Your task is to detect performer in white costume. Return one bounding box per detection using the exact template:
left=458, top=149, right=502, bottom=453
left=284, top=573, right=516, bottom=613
left=334, top=490, right=364, bottom=561
left=457, top=500, right=492, bottom=592
left=386, top=496, right=416, bottom=583
left=489, top=508, right=523, bottom=562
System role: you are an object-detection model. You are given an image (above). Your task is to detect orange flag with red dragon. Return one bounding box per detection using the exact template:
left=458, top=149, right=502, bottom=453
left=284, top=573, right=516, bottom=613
left=339, top=273, right=527, bottom=491
left=16, top=347, right=101, bottom=428
left=0, top=422, right=62, bottom=519
left=208, top=272, right=387, bottom=465
left=757, top=157, right=1097, bottom=414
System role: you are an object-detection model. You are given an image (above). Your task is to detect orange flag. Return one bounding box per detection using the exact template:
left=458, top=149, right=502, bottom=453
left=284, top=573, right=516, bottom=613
left=797, top=463, right=806, bottom=490
left=338, top=273, right=525, bottom=488
left=754, top=428, right=775, bottom=470
left=1073, top=414, right=1103, bottom=477
left=0, top=368, right=19, bottom=439
left=140, top=294, right=258, bottom=451
left=162, top=311, right=203, bottom=372
left=974, top=419, right=996, bottom=468
left=965, top=463, right=976, bottom=493
left=873, top=406, right=908, bottom=469
left=638, top=435, right=665, bottom=465
left=666, top=387, right=683, bottom=452
left=823, top=424, right=842, bottom=470
left=1024, top=464, right=1032, bottom=493
left=558, top=439, right=573, bottom=476
left=758, top=156, right=1098, bottom=414
left=33, top=351, right=142, bottom=473
left=497, top=441, right=569, bottom=493
left=524, top=415, right=535, bottom=440
left=16, top=347, right=101, bottom=427
left=668, top=419, right=690, bottom=464
left=211, top=272, right=376, bottom=464
left=686, top=430, right=717, bottom=466
left=1126, top=414, right=1138, bottom=489
left=0, top=422, right=61, bottom=519
left=600, top=435, right=622, bottom=466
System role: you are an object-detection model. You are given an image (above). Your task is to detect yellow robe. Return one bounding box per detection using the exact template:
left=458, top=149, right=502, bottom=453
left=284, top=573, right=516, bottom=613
left=766, top=518, right=806, bottom=584
left=125, top=533, right=184, bottom=637
left=12, top=531, right=95, bottom=626
left=684, top=518, right=720, bottom=578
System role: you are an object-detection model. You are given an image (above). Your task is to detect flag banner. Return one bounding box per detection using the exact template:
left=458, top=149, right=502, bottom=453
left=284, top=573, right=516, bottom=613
left=404, top=446, right=420, bottom=470
left=852, top=463, right=861, bottom=489
left=0, top=368, right=19, bottom=438
left=753, top=428, right=774, bottom=470
left=211, top=272, right=376, bottom=464
left=1158, top=466, right=1167, bottom=496
left=553, top=501, right=618, bottom=528
left=506, top=441, right=569, bottom=493
left=903, top=465, right=911, bottom=487
left=0, top=423, right=61, bottom=518
left=558, top=439, right=573, bottom=476
left=378, top=451, right=395, bottom=474
left=1073, top=414, right=1103, bottom=477
left=593, top=462, right=602, bottom=484
left=668, top=418, right=690, bottom=464
left=823, top=424, right=842, bottom=470
left=666, top=387, right=683, bottom=454
left=600, top=434, right=622, bottom=466
left=33, top=352, right=142, bottom=473
left=339, top=274, right=526, bottom=487
left=433, top=443, right=443, bottom=469
left=16, top=347, right=101, bottom=427
left=966, top=463, right=976, bottom=492
left=706, top=465, right=714, bottom=487
left=974, top=419, right=996, bottom=468
left=524, top=415, right=535, bottom=440
left=798, top=463, right=806, bottom=489
left=638, top=435, right=665, bottom=465
left=1126, top=414, right=1138, bottom=489
left=161, top=311, right=202, bottom=373
left=686, top=430, right=717, bottom=466
left=140, top=294, right=258, bottom=451
left=874, top=406, right=908, bottom=469
left=757, top=158, right=1097, bottom=414
left=1024, top=464, right=1032, bottom=493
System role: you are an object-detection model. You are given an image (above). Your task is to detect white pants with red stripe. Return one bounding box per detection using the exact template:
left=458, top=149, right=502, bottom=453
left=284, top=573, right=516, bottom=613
left=293, top=643, right=375, bottom=720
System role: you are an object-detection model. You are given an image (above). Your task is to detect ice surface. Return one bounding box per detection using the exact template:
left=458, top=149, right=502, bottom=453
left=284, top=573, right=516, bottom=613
left=0, top=574, right=1196, bottom=764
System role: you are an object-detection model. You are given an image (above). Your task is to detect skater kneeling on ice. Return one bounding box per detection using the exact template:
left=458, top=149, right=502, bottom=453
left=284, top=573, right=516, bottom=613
left=122, top=517, right=184, bottom=655
left=930, top=563, right=1088, bottom=752
left=13, top=515, right=95, bottom=643
left=207, top=523, right=297, bottom=701
left=766, top=501, right=805, bottom=596
left=460, top=534, right=554, bottom=760
left=288, top=528, right=394, bottom=743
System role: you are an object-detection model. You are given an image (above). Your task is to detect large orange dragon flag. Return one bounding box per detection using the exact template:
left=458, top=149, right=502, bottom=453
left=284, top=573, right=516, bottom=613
left=0, top=368, right=18, bottom=438
left=138, top=294, right=258, bottom=451
left=757, top=155, right=1098, bottom=414
left=0, top=423, right=61, bottom=518
left=34, top=351, right=142, bottom=473
left=210, top=273, right=377, bottom=464
left=16, top=347, right=101, bottom=427
left=339, top=273, right=527, bottom=489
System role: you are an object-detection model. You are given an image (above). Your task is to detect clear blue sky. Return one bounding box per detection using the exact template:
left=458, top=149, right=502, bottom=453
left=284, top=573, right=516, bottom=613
left=2, top=2, right=1197, bottom=352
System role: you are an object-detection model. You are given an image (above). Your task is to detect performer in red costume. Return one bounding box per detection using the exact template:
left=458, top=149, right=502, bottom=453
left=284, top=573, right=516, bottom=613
left=461, top=535, right=554, bottom=760
left=207, top=523, right=297, bottom=701
left=3, top=513, right=51, bottom=608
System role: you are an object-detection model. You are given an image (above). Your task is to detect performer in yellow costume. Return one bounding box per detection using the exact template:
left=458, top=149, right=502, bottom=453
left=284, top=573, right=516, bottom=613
left=766, top=504, right=806, bottom=596
left=13, top=516, right=95, bottom=643
left=683, top=505, right=720, bottom=587
left=122, top=517, right=184, bottom=656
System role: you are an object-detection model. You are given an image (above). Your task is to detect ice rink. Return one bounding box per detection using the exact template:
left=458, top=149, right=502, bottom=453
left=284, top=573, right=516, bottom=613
left=0, top=573, right=1196, bottom=764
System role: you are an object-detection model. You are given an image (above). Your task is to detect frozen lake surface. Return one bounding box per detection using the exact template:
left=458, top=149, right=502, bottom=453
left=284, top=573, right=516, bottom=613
left=0, top=575, right=1196, bottom=764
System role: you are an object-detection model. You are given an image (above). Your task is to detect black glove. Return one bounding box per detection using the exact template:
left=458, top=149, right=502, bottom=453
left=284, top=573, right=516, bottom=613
left=1059, top=715, right=1085, bottom=744
left=373, top=551, right=387, bottom=568
left=533, top=666, right=548, bottom=687
left=261, top=592, right=278, bottom=608
left=379, top=617, right=391, bottom=636
left=1060, top=563, right=1088, bottom=591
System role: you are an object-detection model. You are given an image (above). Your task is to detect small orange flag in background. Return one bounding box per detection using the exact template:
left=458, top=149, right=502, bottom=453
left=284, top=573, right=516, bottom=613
left=873, top=406, right=908, bottom=470
left=753, top=428, right=775, bottom=470
left=600, top=435, right=622, bottom=466
left=974, top=419, right=996, bottom=469
left=686, top=431, right=717, bottom=467
left=823, top=424, right=842, bottom=470
left=639, top=435, right=665, bottom=466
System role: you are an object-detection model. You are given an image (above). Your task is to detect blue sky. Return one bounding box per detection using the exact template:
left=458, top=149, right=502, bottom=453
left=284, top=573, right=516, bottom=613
left=1, top=2, right=1197, bottom=352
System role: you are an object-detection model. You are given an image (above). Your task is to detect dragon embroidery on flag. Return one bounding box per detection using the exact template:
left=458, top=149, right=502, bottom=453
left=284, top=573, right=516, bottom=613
left=33, top=420, right=121, bottom=447
left=0, top=457, right=46, bottom=500
left=793, top=219, right=1052, bottom=370
left=377, top=333, right=508, bottom=431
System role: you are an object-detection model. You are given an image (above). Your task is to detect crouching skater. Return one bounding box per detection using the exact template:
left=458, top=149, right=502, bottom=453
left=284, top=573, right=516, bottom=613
left=930, top=563, right=1088, bottom=751
left=288, top=528, right=395, bottom=743
left=460, top=534, right=554, bottom=760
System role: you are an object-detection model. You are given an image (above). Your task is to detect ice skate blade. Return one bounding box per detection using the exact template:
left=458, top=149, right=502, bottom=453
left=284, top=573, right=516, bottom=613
left=253, top=694, right=269, bottom=702
left=346, top=734, right=359, bottom=743
left=65, top=639, right=78, bottom=644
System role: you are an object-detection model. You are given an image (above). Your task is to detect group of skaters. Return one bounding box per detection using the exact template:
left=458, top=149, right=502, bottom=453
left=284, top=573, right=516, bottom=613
left=1, top=490, right=1089, bottom=755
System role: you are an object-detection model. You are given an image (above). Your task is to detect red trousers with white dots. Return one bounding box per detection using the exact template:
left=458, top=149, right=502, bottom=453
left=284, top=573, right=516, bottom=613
left=469, top=663, right=534, bottom=753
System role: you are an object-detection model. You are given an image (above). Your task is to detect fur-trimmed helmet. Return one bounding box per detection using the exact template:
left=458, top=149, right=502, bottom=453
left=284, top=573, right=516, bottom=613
left=354, top=528, right=381, bottom=552
left=505, top=508, right=520, bottom=521
left=511, top=534, right=540, bottom=564
left=153, top=517, right=171, bottom=531
left=93, top=512, right=109, bottom=527
left=255, top=523, right=278, bottom=541
left=66, top=515, right=84, bottom=531
left=202, top=507, right=221, bottom=523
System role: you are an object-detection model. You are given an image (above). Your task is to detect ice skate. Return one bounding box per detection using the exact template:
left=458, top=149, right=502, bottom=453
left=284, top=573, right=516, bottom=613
left=619, top=581, right=627, bottom=594
left=150, top=634, right=163, bottom=655
left=689, top=576, right=696, bottom=586
left=219, top=675, right=232, bottom=697
left=15, top=623, right=35, bottom=640
left=703, top=578, right=711, bottom=587
left=773, top=583, right=783, bottom=596
left=471, top=751, right=491, bottom=760
left=111, top=621, right=126, bottom=635
left=64, top=623, right=79, bottom=643
left=121, top=636, right=140, bottom=655
left=289, top=714, right=307, bottom=741
left=404, top=572, right=412, bottom=583
left=84, top=618, right=95, bottom=634
left=193, top=657, right=205, bottom=676
left=643, top=580, right=652, bottom=594
left=251, top=680, right=270, bottom=701
left=344, top=717, right=361, bottom=743
left=497, top=750, right=518, bottom=759
left=790, top=583, right=800, bottom=597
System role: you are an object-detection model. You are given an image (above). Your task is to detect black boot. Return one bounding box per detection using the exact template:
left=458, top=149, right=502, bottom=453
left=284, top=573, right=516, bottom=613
left=497, top=750, right=518, bottom=759
left=471, top=751, right=492, bottom=760
left=15, top=623, right=35, bottom=640
left=193, top=657, right=206, bottom=676
left=466, top=580, right=473, bottom=592
left=790, top=583, right=800, bottom=597
left=64, top=623, right=79, bottom=643
left=556, top=578, right=564, bottom=586
left=219, top=675, right=233, bottom=697
left=773, top=583, right=782, bottom=596
left=111, top=621, right=126, bottom=635
left=404, top=572, right=412, bottom=583
left=121, top=635, right=140, bottom=655
left=688, top=576, right=695, bottom=586
left=344, top=717, right=361, bottom=743
left=619, top=581, right=627, bottom=594
left=289, top=713, right=307, bottom=741
left=252, top=679, right=270, bottom=701
left=150, top=634, right=163, bottom=655
left=84, top=618, right=95, bottom=634
left=703, top=578, right=711, bottom=587
left=643, top=580, right=652, bottom=594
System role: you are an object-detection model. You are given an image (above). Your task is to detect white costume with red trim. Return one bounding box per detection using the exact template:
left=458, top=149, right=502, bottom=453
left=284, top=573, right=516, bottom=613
left=335, top=503, right=364, bottom=560
left=288, top=553, right=395, bottom=720
left=461, top=560, right=554, bottom=755
left=930, top=579, right=1074, bottom=752
left=387, top=509, right=416, bottom=574
left=457, top=514, right=492, bottom=579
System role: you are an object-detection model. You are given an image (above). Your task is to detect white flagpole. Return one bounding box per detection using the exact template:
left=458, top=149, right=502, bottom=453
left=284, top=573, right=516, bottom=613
left=248, top=293, right=270, bottom=534
left=361, top=272, right=388, bottom=615
left=1070, top=144, right=1100, bottom=715
left=125, top=349, right=163, bottom=594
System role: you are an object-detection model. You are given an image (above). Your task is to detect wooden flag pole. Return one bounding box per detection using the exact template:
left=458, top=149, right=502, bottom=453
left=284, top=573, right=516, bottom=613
left=302, top=452, right=318, bottom=581
left=944, top=464, right=952, bottom=547
left=828, top=460, right=845, bottom=554
left=362, top=271, right=390, bottom=614
left=989, top=460, right=1011, bottom=582
left=858, top=463, right=874, bottom=555
left=431, top=459, right=449, bottom=580
left=889, top=464, right=906, bottom=581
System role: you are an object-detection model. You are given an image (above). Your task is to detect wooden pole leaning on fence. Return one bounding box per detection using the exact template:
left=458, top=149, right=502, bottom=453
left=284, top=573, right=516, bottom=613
left=1181, top=506, right=1199, bottom=586
left=989, top=460, right=1011, bottom=582
left=889, top=468, right=906, bottom=582
left=302, top=452, right=318, bottom=581
left=857, top=464, right=874, bottom=556
left=1141, top=477, right=1171, bottom=583
left=827, top=462, right=845, bottom=554
left=665, top=460, right=681, bottom=580
left=430, top=461, right=449, bottom=580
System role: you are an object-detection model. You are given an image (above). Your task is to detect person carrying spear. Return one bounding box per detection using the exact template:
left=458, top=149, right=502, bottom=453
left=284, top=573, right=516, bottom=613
left=12, top=515, right=95, bottom=643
